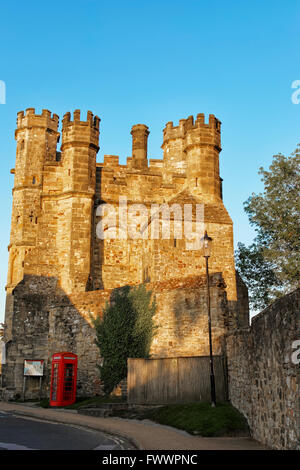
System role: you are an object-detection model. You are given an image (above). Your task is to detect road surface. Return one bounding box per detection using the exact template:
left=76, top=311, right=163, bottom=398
left=0, top=410, right=133, bottom=450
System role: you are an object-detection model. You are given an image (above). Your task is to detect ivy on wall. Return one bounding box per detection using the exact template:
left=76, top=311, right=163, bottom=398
left=92, top=284, right=157, bottom=394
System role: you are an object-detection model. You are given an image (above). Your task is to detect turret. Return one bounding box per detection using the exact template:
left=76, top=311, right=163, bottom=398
left=130, top=124, right=149, bottom=170
left=184, top=114, right=221, bottom=199
left=161, top=119, right=186, bottom=177
left=14, top=108, right=59, bottom=187
left=58, top=110, right=100, bottom=292
left=162, top=113, right=222, bottom=199
left=7, top=109, right=60, bottom=290
left=61, top=109, right=100, bottom=192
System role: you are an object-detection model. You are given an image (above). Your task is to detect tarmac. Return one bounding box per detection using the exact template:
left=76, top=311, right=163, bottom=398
left=0, top=401, right=268, bottom=450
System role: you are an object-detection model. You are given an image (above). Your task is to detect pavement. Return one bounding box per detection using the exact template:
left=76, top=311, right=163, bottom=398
left=0, top=401, right=268, bottom=450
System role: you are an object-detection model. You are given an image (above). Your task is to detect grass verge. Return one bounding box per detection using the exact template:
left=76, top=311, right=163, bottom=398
left=144, top=402, right=249, bottom=437
left=37, top=397, right=248, bottom=438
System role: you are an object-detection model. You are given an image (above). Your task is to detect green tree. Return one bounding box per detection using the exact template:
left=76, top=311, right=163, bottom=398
left=91, top=284, right=157, bottom=395
left=236, top=145, right=300, bottom=310
left=235, top=242, right=283, bottom=310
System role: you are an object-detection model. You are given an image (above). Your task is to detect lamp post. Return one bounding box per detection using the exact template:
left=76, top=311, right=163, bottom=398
left=201, top=231, right=216, bottom=408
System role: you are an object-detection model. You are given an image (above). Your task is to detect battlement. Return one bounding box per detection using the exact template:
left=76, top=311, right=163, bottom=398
left=61, top=110, right=100, bottom=152
left=162, top=113, right=221, bottom=146
left=62, top=109, right=100, bottom=130
left=103, top=155, right=120, bottom=167
left=16, top=108, right=59, bottom=133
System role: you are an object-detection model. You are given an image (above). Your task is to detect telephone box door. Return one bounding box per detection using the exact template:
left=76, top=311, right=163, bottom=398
left=50, top=352, right=78, bottom=406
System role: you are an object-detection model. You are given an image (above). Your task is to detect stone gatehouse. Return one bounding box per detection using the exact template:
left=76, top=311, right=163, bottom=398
left=2, top=108, right=249, bottom=398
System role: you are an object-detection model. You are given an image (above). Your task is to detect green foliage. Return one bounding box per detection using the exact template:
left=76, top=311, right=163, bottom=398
left=236, top=147, right=300, bottom=310
left=91, top=284, right=157, bottom=395
left=235, top=242, right=283, bottom=310
left=146, top=402, right=249, bottom=437
left=39, top=398, right=50, bottom=408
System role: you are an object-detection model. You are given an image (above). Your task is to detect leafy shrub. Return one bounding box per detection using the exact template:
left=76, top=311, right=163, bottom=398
left=92, top=284, right=157, bottom=394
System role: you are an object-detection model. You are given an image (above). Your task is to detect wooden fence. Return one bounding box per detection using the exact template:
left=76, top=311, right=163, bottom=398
left=127, top=356, right=228, bottom=404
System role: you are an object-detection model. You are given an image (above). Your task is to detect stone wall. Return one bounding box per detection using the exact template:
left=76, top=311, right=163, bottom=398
left=149, top=273, right=229, bottom=358
left=6, top=109, right=238, bottom=305
left=2, top=276, right=111, bottom=399
left=2, top=273, right=232, bottom=400
left=3, top=109, right=247, bottom=400
left=227, top=288, right=300, bottom=450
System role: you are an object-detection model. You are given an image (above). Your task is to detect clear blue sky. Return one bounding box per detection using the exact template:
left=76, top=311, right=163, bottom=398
left=0, top=0, right=299, bottom=322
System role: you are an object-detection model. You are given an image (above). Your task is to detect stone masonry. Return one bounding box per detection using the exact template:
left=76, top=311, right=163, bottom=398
left=227, top=289, right=300, bottom=450
left=3, top=272, right=233, bottom=399
left=2, top=109, right=248, bottom=399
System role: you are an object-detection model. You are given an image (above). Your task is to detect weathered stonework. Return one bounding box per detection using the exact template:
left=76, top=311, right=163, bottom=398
left=2, top=272, right=234, bottom=398
left=3, top=276, right=110, bottom=398
left=3, top=107, right=297, bottom=451
left=149, top=274, right=229, bottom=358
left=6, top=109, right=237, bottom=301
left=2, top=108, right=247, bottom=399
left=227, top=289, right=300, bottom=450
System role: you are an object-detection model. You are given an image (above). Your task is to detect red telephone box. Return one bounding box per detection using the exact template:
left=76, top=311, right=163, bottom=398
left=50, top=352, right=78, bottom=407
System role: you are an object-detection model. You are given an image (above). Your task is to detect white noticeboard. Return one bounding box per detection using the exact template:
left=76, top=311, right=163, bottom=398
left=24, top=360, right=44, bottom=377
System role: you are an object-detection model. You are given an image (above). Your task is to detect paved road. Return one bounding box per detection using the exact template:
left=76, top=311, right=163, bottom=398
left=0, top=411, right=133, bottom=450
left=0, top=403, right=268, bottom=450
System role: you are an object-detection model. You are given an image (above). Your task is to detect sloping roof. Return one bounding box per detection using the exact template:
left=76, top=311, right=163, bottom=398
left=154, top=189, right=233, bottom=224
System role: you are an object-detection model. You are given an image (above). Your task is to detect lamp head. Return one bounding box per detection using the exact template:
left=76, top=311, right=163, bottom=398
left=201, top=231, right=213, bottom=257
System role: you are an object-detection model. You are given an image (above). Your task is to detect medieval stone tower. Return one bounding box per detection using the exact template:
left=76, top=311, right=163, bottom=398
left=7, top=108, right=100, bottom=294
left=2, top=109, right=249, bottom=398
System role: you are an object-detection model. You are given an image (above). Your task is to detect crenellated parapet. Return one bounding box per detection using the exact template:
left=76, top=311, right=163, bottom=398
left=160, top=114, right=222, bottom=198
left=61, top=109, right=100, bottom=151
left=162, top=114, right=222, bottom=198
left=4, top=107, right=242, bottom=403
left=162, top=113, right=221, bottom=151
left=16, top=108, right=59, bottom=135
left=15, top=108, right=60, bottom=167
left=61, top=109, right=100, bottom=130
left=9, top=108, right=102, bottom=295
left=7, top=109, right=62, bottom=292
left=103, top=155, right=120, bottom=167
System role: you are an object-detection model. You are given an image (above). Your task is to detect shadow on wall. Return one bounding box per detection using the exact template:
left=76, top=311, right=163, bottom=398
left=149, top=272, right=242, bottom=359
left=2, top=275, right=110, bottom=400
left=172, top=274, right=229, bottom=356
left=2, top=271, right=248, bottom=401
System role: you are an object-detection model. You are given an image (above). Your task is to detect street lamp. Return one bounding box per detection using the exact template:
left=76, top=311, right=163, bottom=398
left=201, top=231, right=216, bottom=407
